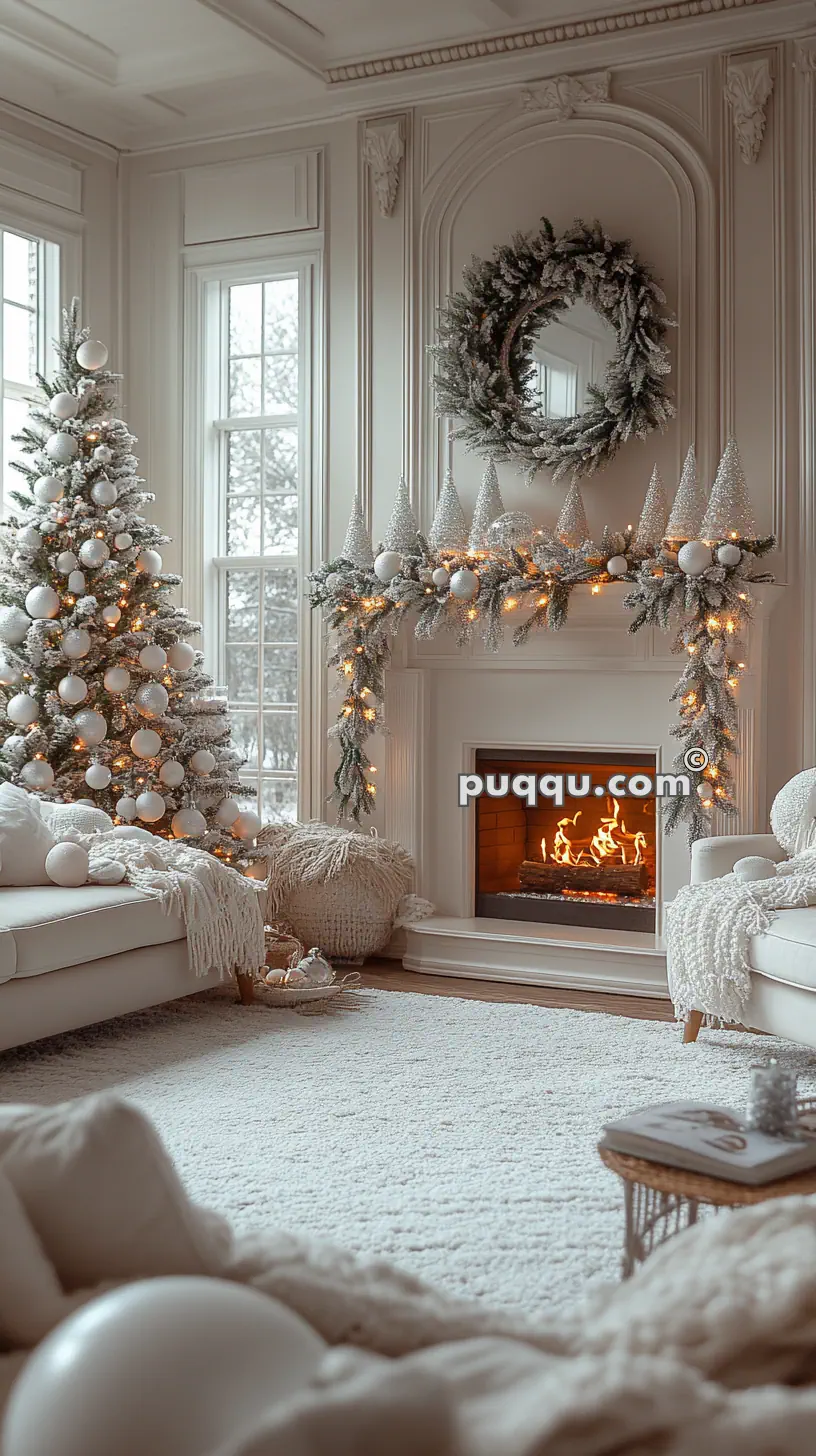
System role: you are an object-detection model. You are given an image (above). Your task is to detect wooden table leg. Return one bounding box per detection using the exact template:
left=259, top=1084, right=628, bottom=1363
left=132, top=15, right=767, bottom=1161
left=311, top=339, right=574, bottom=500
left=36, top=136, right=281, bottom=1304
left=683, top=1010, right=704, bottom=1044
left=236, top=973, right=256, bottom=1006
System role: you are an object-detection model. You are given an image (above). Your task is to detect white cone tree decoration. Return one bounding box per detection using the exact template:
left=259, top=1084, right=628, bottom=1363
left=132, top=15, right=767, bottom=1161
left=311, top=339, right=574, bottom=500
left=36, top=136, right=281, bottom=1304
left=468, top=459, right=505, bottom=551
left=341, top=496, right=374, bottom=568
left=665, top=445, right=708, bottom=543
left=701, top=437, right=757, bottom=541
left=635, top=466, right=669, bottom=551
left=429, top=470, right=468, bottom=551
left=556, top=481, right=589, bottom=548
left=0, top=299, right=259, bottom=868
left=382, top=476, right=419, bottom=553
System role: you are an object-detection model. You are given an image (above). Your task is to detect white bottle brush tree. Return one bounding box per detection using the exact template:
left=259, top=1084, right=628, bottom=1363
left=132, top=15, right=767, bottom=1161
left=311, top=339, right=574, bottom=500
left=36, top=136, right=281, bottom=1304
left=0, top=299, right=263, bottom=868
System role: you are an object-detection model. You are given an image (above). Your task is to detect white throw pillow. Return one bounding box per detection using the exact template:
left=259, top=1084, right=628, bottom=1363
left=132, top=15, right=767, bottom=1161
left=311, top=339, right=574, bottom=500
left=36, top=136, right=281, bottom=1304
left=39, top=801, right=114, bottom=837
left=0, top=784, right=55, bottom=886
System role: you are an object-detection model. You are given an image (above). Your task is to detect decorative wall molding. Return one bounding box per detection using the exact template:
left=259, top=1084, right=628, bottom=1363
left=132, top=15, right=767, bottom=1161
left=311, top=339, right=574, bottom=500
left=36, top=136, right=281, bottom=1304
left=795, top=42, right=816, bottom=73
left=363, top=117, right=405, bottom=218
left=724, top=56, right=773, bottom=164
left=520, top=71, right=610, bottom=121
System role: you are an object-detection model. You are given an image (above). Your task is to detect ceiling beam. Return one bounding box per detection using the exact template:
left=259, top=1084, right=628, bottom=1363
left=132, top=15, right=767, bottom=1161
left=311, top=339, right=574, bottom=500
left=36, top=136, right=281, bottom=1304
left=195, top=0, right=326, bottom=80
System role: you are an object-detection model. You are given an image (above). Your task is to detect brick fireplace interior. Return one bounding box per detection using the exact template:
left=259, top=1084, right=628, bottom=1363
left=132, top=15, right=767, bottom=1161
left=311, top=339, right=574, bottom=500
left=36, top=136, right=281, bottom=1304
left=475, top=749, right=657, bottom=932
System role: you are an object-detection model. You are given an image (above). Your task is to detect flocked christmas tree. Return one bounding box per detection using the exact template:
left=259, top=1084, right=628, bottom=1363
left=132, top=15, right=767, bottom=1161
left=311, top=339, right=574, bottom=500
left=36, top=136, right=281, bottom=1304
left=0, top=300, right=263, bottom=868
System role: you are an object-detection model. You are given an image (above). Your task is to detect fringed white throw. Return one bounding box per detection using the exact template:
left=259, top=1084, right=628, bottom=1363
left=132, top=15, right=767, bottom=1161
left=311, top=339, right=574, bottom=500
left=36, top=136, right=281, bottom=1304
left=667, top=848, right=816, bottom=1022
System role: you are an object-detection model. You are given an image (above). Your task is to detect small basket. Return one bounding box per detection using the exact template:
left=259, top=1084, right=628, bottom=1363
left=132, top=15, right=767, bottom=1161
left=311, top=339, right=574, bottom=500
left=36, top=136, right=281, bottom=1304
left=260, top=972, right=362, bottom=1008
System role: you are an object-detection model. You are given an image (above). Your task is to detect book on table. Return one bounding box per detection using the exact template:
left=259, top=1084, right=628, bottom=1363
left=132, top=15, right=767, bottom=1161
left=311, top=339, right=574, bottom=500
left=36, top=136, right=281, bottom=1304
left=601, top=1101, right=816, bottom=1186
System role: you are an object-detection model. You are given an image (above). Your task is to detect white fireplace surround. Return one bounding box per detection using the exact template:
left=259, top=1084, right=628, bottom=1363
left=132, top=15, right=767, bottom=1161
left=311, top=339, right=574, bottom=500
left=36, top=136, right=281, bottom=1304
left=385, top=582, right=782, bottom=996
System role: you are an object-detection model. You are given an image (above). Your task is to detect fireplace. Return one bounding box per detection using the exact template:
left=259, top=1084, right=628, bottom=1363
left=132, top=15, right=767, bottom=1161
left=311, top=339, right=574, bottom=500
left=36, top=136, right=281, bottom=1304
left=474, top=748, right=657, bottom=932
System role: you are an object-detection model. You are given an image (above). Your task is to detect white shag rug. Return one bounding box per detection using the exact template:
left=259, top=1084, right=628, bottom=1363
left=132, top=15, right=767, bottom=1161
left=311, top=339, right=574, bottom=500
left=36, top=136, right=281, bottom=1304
left=1, top=988, right=815, bottom=1319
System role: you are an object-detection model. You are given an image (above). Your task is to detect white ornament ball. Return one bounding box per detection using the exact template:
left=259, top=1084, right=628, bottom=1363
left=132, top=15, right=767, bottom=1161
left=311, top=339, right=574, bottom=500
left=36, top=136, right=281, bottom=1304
left=79, top=538, right=110, bottom=569
left=114, top=532, right=133, bottom=551
left=130, top=728, right=161, bottom=759
left=102, top=604, right=121, bottom=627
left=449, top=567, right=480, bottom=601
left=67, top=571, right=86, bottom=595
left=25, top=584, right=60, bottom=620
left=20, top=759, right=54, bottom=791
left=733, top=855, right=778, bottom=883
left=138, top=643, right=167, bottom=673
left=61, top=628, right=91, bottom=659
left=56, top=550, right=79, bottom=574
left=136, top=548, right=163, bottom=575
left=167, top=641, right=195, bottom=671
left=103, top=666, right=130, bottom=693
left=136, top=791, right=166, bottom=823
left=677, top=540, right=712, bottom=576
left=91, top=477, right=118, bottom=507
left=431, top=566, right=449, bottom=588
left=190, top=749, right=216, bottom=775
left=171, top=808, right=207, bottom=839
left=325, top=571, right=341, bottom=590
left=73, top=709, right=107, bottom=747
left=158, top=759, right=185, bottom=788
left=134, top=682, right=169, bottom=718
left=696, top=781, right=712, bottom=801
left=44, top=842, right=89, bottom=889
left=50, top=392, right=78, bottom=421
left=6, top=693, right=38, bottom=726
left=0, top=607, right=30, bottom=645
left=232, top=810, right=262, bottom=842
left=45, top=431, right=78, bottom=464
left=75, top=338, right=109, bottom=371
left=116, top=796, right=137, bottom=821
left=215, top=797, right=240, bottom=827
left=58, top=674, right=88, bottom=706
left=606, top=555, right=629, bottom=577
left=373, top=550, right=402, bottom=584
left=93, top=443, right=112, bottom=464
left=0, top=656, right=20, bottom=686
left=16, top=525, right=43, bottom=554
left=85, top=763, right=112, bottom=791
left=34, top=475, right=63, bottom=505
left=717, top=543, right=742, bottom=568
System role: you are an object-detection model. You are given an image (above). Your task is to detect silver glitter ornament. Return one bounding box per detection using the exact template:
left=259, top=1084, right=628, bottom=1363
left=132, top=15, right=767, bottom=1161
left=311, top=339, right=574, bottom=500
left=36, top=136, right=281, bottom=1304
left=666, top=445, right=707, bottom=542
left=556, top=481, right=589, bottom=548
left=341, top=496, right=374, bottom=569
left=468, top=460, right=505, bottom=551
left=429, top=471, right=468, bottom=551
left=486, top=511, right=534, bottom=553
left=634, top=465, right=669, bottom=550
left=383, top=475, right=420, bottom=553
left=702, top=437, right=757, bottom=542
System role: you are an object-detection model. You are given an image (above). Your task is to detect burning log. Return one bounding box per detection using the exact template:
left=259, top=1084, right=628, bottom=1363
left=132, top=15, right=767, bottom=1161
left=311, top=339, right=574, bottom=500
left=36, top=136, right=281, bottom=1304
left=518, top=860, right=649, bottom=897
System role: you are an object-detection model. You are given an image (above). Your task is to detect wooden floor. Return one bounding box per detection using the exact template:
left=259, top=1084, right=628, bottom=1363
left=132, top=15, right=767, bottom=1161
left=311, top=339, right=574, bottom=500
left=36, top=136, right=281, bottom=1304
left=358, top=959, right=676, bottom=1023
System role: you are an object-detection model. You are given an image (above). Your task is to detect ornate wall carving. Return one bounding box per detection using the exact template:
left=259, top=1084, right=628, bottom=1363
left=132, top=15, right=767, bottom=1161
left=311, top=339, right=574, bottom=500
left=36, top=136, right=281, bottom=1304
left=724, top=56, right=773, bottom=164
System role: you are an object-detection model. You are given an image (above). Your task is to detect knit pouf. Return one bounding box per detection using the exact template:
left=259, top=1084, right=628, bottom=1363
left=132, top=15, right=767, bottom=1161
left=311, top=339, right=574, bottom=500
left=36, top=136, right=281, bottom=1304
left=770, top=769, right=816, bottom=854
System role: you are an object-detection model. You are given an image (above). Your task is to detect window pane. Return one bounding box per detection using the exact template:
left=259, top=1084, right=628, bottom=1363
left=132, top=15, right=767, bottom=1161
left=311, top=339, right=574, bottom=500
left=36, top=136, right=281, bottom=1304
left=263, top=712, right=297, bottom=771
left=264, top=278, right=298, bottom=352
left=263, top=355, right=298, bottom=415
left=2, top=395, right=27, bottom=502
left=230, top=712, right=259, bottom=768
left=3, top=232, right=37, bottom=309
left=229, top=283, right=262, bottom=356
left=262, top=426, right=297, bottom=491
left=263, top=568, right=298, bottom=640
left=226, top=571, right=260, bottom=640
left=226, top=644, right=258, bottom=704
left=263, top=494, right=298, bottom=555
left=263, top=644, right=297, bottom=704
left=229, top=357, right=261, bottom=416
left=261, top=778, right=298, bottom=824
left=227, top=430, right=261, bottom=493
left=227, top=496, right=261, bottom=555
left=4, top=302, right=36, bottom=386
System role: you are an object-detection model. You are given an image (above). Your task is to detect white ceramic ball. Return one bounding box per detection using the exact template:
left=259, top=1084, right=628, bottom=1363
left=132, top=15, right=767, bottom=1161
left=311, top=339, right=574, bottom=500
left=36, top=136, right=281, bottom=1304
left=167, top=641, right=195, bottom=671
left=45, top=432, right=78, bottom=464
left=373, top=550, right=402, bottom=583
left=73, top=710, right=107, bottom=747
left=20, top=759, right=54, bottom=790
left=232, top=809, right=262, bottom=842
left=103, top=666, right=130, bottom=693
left=190, top=749, right=216, bottom=775
left=136, top=548, right=163, bottom=575
left=717, top=543, right=742, bottom=568
left=102, top=604, right=121, bottom=626
left=33, top=475, right=63, bottom=505
left=6, top=693, right=38, bottom=726
left=449, top=567, right=479, bottom=601
left=0, top=607, right=30, bottom=645
left=677, top=540, right=712, bottom=576
left=134, top=682, right=169, bottom=718
left=733, top=855, right=778, bottom=883
left=79, top=538, right=110, bottom=569
left=91, top=478, right=118, bottom=507
left=116, top=796, right=137, bottom=821
left=56, top=550, right=78, bottom=574
left=76, top=338, right=109, bottom=371
left=171, top=808, right=207, bottom=839
left=93, top=444, right=112, bottom=463
left=136, top=791, right=166, bottom=823
left=16, top=525, right=42, bottom=554
left=431, top=566, right=449, bottom=588
left=44, top=842, right=89, bottom=888
left=214, top=797, right=240, bottom=827
left=696, top=781, right=712, bottom=800
left=85, top=763, right=112, bottom=790
left=25, top=585, right=60, bottom=620
left=50, top=392, right=78, bottom=421
left=138, top=643, right=167, bottom=672
left=61, top=628, right=91, bottom=659
left=67, top=571, right=86, bottom=595
left=606, top=555, right=629, bottom=577
left=0, top=656, right=20, bottom=686
left=113, top=533, right=133, bottom=551
left=58, top=674, right=87, bottom=706
left=130, top=728, right=161, bottom=759
left=158, top=759, right=185, bottom=788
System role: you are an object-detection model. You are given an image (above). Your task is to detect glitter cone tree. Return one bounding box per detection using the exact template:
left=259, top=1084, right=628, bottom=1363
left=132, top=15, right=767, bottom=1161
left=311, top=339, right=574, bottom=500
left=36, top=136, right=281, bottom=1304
left=0, top=300, right=263, bottom=866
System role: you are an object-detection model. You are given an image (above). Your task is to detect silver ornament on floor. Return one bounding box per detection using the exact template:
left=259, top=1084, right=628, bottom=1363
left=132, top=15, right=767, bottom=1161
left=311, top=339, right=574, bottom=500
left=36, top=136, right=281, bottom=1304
left=294, top=947, right=334, bottom=986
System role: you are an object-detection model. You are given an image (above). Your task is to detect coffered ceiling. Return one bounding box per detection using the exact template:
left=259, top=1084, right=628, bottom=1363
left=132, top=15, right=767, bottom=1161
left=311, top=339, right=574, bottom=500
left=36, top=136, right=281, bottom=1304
left=0, top=0, right=792, bottom=152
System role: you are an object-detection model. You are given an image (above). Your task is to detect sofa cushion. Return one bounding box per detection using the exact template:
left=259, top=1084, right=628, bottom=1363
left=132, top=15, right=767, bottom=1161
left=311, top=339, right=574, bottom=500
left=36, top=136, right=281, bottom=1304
left=0, top=929, right=16, bottom=985
left=750, top=908, right=816, bottom=991
left=0, top=884, right=185, bottom=979
left=0, top=784, right=55, bottom=886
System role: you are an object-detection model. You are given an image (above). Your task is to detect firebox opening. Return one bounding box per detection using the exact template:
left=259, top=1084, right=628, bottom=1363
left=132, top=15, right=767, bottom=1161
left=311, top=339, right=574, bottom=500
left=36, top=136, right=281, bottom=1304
left=475, top=748, right=657, bottom=933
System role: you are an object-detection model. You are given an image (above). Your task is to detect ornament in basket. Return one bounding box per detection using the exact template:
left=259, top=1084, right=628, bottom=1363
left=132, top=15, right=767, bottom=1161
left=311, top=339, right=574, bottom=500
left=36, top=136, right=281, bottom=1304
left=264, top=946, right=360, bottom=1007
left=263, top=924, right=304, bottom=975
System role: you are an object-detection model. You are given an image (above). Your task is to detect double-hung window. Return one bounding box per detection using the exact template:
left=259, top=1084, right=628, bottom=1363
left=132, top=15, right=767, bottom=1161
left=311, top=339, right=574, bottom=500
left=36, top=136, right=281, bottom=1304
left=1, top=227, right=60, bottom=510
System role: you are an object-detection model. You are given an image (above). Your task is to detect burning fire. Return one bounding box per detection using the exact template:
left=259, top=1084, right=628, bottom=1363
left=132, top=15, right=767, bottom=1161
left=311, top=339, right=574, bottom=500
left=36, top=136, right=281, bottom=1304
left=541, top=800, right=647, bottom=868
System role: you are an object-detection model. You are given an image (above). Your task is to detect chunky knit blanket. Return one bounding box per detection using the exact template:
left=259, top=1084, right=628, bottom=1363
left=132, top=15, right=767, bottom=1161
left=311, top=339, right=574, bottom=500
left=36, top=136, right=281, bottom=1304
left=667, top=848, right=816, bottom=1022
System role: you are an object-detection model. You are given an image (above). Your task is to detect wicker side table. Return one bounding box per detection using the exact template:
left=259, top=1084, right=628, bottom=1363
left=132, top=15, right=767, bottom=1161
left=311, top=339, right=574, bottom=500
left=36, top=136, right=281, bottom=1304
left=598, top=1142, right=816, bottom=1278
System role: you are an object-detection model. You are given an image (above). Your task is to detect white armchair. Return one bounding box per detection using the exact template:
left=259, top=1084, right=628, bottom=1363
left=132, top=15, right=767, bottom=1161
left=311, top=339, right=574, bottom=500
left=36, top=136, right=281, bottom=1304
left=690, top=833, right=788, bottom=885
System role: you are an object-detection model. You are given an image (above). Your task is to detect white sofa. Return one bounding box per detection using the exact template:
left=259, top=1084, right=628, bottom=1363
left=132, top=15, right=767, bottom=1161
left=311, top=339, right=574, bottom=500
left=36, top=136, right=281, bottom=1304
left=0, top=882, right=222, bottom=1053
left=687, top=831, right=816, bottom=1046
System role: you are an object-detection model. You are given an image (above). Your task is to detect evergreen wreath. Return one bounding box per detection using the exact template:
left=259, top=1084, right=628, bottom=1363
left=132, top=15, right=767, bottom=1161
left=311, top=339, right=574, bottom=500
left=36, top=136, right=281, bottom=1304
left=432, top=218, right=676, bottom=481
